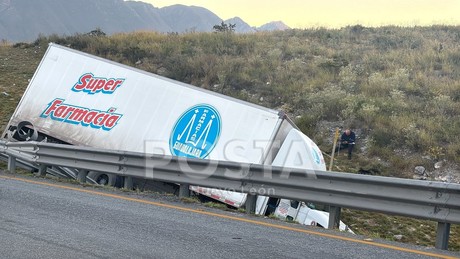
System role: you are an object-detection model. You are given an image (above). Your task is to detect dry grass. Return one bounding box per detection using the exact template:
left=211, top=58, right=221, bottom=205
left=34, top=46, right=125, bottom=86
left=342, top=209, right=460, bottom=251
left=1, top=27, right=460, bottom=251
left=0, top=44, right=44, bottom=134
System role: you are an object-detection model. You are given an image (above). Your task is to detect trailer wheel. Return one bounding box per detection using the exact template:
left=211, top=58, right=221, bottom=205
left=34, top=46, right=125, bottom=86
left=87, top=172, right=117, bottom=186
left=96, top=174, right=109, bottom=185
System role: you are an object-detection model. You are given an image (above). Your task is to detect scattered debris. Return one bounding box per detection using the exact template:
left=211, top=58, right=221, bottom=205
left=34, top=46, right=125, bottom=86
left=413, top=165, right=427, bottom=180
left=414, top=166, right=425, bottom=175
left=434, top=161, right=443, bottom=169
left=393, top=234, right=403, bottom=241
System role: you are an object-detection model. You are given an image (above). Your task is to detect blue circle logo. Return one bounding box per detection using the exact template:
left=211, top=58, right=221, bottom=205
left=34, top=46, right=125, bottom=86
left=169, top=104, right=221, bottom=159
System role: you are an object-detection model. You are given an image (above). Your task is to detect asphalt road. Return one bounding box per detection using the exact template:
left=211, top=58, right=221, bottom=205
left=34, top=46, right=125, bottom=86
left=0, top=173, right=458, bottom=259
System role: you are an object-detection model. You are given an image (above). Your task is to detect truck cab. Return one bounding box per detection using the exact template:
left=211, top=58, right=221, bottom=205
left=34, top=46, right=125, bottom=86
left=253, top=128, right=353, bottom=232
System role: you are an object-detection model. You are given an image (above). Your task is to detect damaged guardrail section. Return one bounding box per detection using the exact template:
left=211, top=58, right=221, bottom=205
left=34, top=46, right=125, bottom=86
left=1, top=140, right=459, bottom=250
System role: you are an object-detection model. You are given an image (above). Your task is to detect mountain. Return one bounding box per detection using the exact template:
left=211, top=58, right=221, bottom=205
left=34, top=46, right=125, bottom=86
left=257, top=21, right=290, bottom=31
left=159, top=4, right=221, bottom=33
left=0, top=0, right=289, bottom=42
left=0, top=0, right=169, bottom=41
left=224, top=17, right=256, bottom=33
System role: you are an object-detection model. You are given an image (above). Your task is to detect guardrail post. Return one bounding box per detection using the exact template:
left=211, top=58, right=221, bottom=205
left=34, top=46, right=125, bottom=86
left=245, top=194, right=257, bottom=214
left=124, top=176, right=133, bottom=190
left=38, top=164, right=48, bottom=177
left=7, top=155, right=16, bottom=173
left=328, top=206, right=341, bottom=229
left=77, top=169, right=88, bottom=183
left=435, top=222, right=450, bottom=250
left=179, top=184, right=190, bottom=198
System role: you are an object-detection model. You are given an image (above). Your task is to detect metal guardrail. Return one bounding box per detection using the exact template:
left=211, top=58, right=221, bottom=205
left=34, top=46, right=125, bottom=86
left=1, top=140, right=459, bottom=250
left=0, top=142, right=97, bottom=183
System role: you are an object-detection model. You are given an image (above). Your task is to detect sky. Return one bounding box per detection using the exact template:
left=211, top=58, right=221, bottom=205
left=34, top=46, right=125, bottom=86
left=140, top=0, right=460, bottom=28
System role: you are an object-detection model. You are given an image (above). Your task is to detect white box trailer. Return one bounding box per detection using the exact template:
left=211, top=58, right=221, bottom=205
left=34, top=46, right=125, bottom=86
left=3, top=43, right=350, bottom=231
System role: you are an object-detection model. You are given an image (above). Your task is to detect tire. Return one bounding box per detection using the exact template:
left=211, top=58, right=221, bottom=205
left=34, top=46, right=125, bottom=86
left=87, top=171, right=117, bottom=186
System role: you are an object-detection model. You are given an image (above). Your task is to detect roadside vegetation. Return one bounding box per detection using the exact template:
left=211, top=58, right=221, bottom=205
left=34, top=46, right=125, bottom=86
left=1, top=25, right=459, bottom=250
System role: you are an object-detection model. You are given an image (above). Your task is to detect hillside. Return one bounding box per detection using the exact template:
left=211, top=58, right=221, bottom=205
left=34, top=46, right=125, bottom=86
left=0, top=0, right=290, bottom=42
left=0, top=27, right=459, bottom=250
